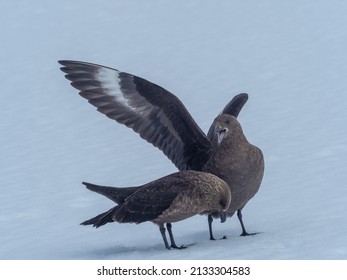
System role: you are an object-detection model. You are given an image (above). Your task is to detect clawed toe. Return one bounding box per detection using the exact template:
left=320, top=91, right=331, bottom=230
left=240, top=231, right=261, bottom=237
left=171, top=244, right=188, bottom=249
left=171, top=245, right=187, bottom=249
left=171, top=243, right=195, bottom=249
left=210, top=235, right=227, bottom=240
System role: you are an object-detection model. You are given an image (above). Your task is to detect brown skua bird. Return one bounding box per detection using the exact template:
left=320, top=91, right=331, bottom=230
left=81, top=171, right=231, bottom=249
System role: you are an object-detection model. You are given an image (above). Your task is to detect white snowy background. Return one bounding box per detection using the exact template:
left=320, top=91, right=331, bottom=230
left=1, top=0, right=346, bottom=260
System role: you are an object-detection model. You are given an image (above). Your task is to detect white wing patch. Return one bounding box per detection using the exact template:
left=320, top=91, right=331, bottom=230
left=95, top=67, right=136, bottom=112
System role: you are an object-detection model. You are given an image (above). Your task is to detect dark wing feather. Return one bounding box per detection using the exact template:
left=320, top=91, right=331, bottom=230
left=207, top=93, right=248, bottom=140
left=221, top=93, right=248, bottom=117
left=80, top=187, right=179, bottom=227
left=112, top=176, right=190, bottom=224
left=83, top=182, right=140, bottom=204
left=59, top=60, right=210, bottom=170
left=113, top=188, right=178, bottom=224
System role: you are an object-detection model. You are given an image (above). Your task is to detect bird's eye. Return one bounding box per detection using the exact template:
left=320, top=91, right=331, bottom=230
left=224, top=120, right=230, bottom=125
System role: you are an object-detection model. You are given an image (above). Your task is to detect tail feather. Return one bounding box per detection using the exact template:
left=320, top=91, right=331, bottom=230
left=82, top=182, right=139, bottom=204
left=80, top=206, right=118, bottom=228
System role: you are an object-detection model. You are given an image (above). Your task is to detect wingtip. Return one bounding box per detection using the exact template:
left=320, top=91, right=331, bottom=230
left=58, top=60, right=87, bottom=68
left=239, top=92, right=249, bottom=100
left=221, top=93, right=249, bottom=117
left=234, top=92, right=249, bottom=102
left=80, top=219, right=91, bottom=226
left=58, top=60, right=75, bottom=73
left=80, top=217, right=99, bottom=227
left=82, top=181, right=95, bottom=191
left=58, top=60, right=69, bottom=66
left=80, top=221, right=99, bottom=228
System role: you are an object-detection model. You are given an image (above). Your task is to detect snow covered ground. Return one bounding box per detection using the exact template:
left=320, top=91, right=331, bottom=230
left=1, top=0, right=347, bottom=260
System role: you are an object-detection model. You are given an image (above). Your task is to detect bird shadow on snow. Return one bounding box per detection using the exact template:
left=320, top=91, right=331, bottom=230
left=81, top=242, right=196, bottom=259
left=78, top=229, right=241, bottom=259
left=89, top=244, right=161, bottom=258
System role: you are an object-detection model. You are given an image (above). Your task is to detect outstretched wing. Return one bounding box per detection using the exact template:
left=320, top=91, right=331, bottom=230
left=207, top=93, right=248, bottom=140
left=59, top=60, right=210, bottom=171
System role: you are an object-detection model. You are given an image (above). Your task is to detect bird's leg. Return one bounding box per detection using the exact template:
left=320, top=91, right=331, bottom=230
left=166, top=223, right=178, bottom=248
left=208, top=214, right=216, bottom=240
left=166, top=223, right=187, bottom=249
left=237, top=209, right=259, bottom=236
left=208, top=214, right=227, bottom=240
left=159, top=224, right=171, bottom=249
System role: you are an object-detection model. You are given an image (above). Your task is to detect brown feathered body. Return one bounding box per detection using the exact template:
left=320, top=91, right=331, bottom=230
left=82, top=171, right=231, bottom=227
left=81, top=171, right=231, bottom=249
left=204, top=115, right=264, bottom=219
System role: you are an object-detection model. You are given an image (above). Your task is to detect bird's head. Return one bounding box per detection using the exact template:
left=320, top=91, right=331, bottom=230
left=211, top=114, right=243, bottom=146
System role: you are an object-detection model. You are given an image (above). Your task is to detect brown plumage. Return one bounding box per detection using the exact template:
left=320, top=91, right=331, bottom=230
left=59, top=60, right=264, bottom=239
left=81, top=171, right=231, bottom=249
left=204, top=115, right=264, bottom=237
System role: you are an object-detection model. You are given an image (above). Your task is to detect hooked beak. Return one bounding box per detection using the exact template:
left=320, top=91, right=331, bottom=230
left=220, top=211, right=227, bottom=223
left=217, top=128, right=228, bottom=144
